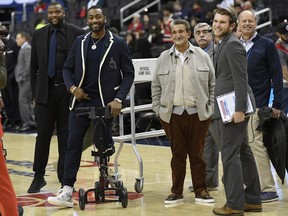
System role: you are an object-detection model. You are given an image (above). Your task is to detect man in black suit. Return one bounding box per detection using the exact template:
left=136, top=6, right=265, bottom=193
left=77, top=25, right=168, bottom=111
left=0, top=25, right=22, bottom=131
left=28, top=1, right=85, bottom=193
left=211, top=7, right=261, bottom=215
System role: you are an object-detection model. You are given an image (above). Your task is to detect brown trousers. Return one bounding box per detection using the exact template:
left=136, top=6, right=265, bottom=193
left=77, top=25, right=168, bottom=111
left=160, top=111, right=210, bottom=195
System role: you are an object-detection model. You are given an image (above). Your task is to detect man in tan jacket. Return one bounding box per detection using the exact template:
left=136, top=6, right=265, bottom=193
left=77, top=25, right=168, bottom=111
left=151, top=19, right=215, bottom=205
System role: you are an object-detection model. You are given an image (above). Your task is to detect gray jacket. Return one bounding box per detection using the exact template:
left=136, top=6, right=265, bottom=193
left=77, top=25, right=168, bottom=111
left=15, top=43, right=31, bottom=82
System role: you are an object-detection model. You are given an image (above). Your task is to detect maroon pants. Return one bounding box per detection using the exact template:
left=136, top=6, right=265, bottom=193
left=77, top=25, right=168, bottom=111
left=160, top=111, right=210, bottom=195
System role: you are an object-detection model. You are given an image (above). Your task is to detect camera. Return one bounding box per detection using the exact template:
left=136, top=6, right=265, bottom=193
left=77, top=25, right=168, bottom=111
left=0, top=38, right=5, bottom=54
left=0, top=30, right=9, bottom=38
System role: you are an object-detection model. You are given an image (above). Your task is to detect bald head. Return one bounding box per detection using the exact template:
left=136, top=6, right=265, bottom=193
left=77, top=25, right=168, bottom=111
left=238, top=10, right=257, bottom=40
left=238, top=10, right=256, bottom=22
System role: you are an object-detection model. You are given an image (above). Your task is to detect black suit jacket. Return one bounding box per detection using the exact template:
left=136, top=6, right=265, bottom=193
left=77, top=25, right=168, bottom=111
left=30, top=23, right=85, bottom=104
left=4, top=36, right=19, bottom=83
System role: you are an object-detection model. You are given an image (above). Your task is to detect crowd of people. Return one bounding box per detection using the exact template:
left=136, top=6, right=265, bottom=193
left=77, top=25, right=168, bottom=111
left=0, top=0, right=288, bottom=215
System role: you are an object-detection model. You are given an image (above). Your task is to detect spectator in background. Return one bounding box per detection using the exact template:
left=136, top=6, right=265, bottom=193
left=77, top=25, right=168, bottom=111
left=34, top=17, right=47, bottom=29
left=126, top=32, right=136, bottom=56
left=243, top=1, right=257, bottom=13
left=142, top=14, right=153, bottom=41
left=109, top=27, right=119, bottom=35
left=189, top=1, right=205, bottom=21
left=87, top=0, right=105, bottom=9
left=15, top=32, right=36, bottom=132
left=172, top=1, right=189, bottom=20
left=217, top=0, right=235, bottom=8
left=76, top=6, right=87, bottom=27
left=132, top=30, right=152, bottom=59
left=128, top=13, right=144, bottom=35
left=242, top=0, right=260, bottom=22
left=150, top=18, right=164, bottom=45
left=161, top=6, right=174, bottom=48
left=276, top=22, right=288, bottom=114
left=233, top=3, right=243, bottom=15
left=0, top=25, right=22, bottom=132
left=34, top=0, right=47, bottom=13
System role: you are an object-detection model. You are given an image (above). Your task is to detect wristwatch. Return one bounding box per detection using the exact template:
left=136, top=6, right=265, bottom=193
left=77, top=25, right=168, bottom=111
left=69, top=85, right=77, bottom=94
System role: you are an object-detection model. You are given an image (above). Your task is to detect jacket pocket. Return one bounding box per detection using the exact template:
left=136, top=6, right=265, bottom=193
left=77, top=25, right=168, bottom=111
left=197, top=66, right=209, bottom=81
left=158, top=69, right=170, bottom=85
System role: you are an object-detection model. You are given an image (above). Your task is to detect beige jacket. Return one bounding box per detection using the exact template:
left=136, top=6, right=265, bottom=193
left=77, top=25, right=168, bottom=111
left=151, top=43, right=215, bottom=123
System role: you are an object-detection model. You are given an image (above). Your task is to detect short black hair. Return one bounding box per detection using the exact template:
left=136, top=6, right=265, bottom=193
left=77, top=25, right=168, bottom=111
left=48, top=1, right=64, bottom=9
left=87, top=5, right=106, bottom=17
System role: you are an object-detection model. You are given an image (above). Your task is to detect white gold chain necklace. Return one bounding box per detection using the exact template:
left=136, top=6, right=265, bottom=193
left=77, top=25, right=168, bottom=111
left=91, top=35, right=104, bottom=50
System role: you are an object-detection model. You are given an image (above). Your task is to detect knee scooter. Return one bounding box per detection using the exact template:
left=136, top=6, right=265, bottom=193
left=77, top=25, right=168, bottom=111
left=75, top=106, right=128, bottom=210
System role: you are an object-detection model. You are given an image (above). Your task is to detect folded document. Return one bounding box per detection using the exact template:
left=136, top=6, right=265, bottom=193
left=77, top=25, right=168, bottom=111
left=216, top=91, right=255, bottom=124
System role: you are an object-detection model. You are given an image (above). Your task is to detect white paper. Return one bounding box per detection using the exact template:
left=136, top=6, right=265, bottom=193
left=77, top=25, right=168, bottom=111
left=216, top=91, right=254, bottom=123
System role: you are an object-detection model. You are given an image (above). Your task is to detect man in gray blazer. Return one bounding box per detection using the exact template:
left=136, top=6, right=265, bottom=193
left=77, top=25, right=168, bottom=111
left=15, top=32, right=35, bottom=132
left=211, top=8, right=261, bottom=215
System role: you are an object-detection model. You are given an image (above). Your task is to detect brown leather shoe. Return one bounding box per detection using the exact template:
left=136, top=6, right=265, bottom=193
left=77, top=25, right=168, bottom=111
left=244, top=203, right=262, bottom=212
left=213, top=205, right=244, bottom=215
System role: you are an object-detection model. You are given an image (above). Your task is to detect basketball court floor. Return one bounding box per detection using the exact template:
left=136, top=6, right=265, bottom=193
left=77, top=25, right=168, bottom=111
left=3, top=132, right=288, bottom=216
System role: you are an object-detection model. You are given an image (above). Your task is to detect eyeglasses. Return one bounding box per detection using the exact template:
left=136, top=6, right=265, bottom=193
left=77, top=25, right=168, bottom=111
left=195, top=29, right=212, bottom=36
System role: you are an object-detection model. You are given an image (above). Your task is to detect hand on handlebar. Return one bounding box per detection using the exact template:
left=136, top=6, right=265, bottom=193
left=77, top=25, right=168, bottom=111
left=107, top=100, right=122, bottom=117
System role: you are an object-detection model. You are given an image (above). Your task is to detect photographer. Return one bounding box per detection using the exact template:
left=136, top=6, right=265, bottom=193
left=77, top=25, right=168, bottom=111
left=0, top=25, right=22, bottom=132
left=0, top=38, right=23, bottom=216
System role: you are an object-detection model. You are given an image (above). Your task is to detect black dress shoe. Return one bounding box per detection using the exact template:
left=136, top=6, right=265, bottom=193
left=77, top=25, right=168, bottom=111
left=18, top=205, right=24, bottom=216
left=27, top=178, right=47, bottom=193
left=11, top=124, right=21, bottom=131
left=19, top=124, right=31, bottom=132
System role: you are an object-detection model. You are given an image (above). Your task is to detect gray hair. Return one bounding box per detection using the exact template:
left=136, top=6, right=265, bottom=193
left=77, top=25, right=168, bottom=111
left=194, top=22, right=211, bottom=35
left=170, top=19, right=191, bottom=33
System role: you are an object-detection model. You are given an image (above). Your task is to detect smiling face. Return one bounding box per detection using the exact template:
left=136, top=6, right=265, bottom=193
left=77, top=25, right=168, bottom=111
left=238, top=10, right=257, bottom=39
left=47, top=4, right=65, bottom=26
left=87, top=8, right=106, bottom=36
left=212, top=13, right=235, bottom=41
left=171, top=23, right=191, bottom=52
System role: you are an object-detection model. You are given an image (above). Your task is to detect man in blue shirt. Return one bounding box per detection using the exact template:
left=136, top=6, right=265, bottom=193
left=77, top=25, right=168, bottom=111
left=238, top=10, right=283, bottom=203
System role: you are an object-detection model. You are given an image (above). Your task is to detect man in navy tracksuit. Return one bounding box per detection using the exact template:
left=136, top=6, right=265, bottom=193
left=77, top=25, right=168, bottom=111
left=47, top=6, right=134, bottom=207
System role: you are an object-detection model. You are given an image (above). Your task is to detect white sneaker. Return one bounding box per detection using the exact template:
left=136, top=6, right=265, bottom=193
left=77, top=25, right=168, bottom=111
left=47, top=186, right=74, bottom=207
